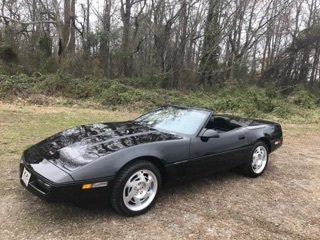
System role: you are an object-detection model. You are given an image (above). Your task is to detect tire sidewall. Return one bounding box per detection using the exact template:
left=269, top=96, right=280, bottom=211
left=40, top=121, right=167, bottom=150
left=111, top=161, right=161, bottom=216
left=247, top=141, right=269, bottom=177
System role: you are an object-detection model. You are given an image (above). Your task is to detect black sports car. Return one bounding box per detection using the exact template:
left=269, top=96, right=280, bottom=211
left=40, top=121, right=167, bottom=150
left=20, top=105, right=283, bottom=216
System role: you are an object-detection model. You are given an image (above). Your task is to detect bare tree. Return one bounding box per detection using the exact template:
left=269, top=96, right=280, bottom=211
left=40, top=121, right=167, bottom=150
left=63, top=0, right=76, bottom=53
left=0, top=0, right=320, bottom=89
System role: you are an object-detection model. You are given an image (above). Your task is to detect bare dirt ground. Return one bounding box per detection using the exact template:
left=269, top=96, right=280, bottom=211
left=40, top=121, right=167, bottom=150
left=0, top=103, right=319, bottom=240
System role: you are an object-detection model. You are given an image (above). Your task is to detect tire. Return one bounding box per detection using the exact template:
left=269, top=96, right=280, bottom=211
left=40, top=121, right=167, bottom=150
left=110, top=160, right=161, bottom=216
left=243, top=141, right=269, bottom=178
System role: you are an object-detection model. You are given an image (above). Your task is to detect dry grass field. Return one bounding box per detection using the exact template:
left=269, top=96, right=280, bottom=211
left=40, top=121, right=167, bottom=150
left=0, top=102, right=319, bottom=240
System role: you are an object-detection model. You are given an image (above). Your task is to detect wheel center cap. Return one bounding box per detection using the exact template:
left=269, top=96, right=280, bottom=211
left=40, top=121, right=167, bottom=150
left=135, top=189, right=146, bottom=198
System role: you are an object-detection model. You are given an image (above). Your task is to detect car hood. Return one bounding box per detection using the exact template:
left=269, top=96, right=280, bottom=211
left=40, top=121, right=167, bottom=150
left=23, top=121, right=181, bottom=171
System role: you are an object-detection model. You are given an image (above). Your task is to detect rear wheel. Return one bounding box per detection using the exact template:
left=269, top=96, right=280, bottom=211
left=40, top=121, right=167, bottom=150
left=110, top=160, right=161, bottom=216
left=243, top=141, right=269, bottom=177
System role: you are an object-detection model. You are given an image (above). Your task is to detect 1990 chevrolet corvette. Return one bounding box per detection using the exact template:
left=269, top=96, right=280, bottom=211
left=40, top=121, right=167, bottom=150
left=20, top=105, right=283, bottom=216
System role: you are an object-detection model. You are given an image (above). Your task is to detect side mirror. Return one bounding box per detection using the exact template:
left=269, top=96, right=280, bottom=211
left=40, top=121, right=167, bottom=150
left=201, top=129, right=219, bottom=139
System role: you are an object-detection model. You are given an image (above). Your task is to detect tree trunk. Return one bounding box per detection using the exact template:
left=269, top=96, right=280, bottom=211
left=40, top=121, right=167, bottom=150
left=200, top=0, right=221, bottom=86
left=310, top=41, right=320, bottom=85
left=120, top=0, right=132, bottom=77
left=100, top=0, right=112, bottom=77
left=63, top=0, right=76, bottom=54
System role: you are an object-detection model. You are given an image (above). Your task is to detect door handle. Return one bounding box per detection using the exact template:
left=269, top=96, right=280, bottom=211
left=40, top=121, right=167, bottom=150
left=238, top=135, right=246, bottom=140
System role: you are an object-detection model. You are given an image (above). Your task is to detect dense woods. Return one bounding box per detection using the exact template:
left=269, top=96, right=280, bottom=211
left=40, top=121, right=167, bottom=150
left=1, top=0, right=320, bottom=91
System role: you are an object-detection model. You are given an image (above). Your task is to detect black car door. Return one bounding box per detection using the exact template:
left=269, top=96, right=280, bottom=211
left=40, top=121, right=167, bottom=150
left=185, top=128, right=250, bottom=177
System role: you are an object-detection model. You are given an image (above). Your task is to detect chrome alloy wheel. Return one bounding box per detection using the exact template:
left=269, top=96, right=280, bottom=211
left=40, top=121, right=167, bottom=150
left=252, top=145, right=268, bottom=174
left=123, top=169, right=158, bottom=212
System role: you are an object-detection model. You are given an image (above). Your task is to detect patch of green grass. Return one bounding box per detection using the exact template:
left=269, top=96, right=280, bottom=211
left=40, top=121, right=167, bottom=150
left=0, top=74, right=320, bottom=123
left=0, top=104, right=137, bottom=156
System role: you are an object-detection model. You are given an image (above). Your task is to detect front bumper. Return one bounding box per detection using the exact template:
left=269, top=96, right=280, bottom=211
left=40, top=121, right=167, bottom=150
left=19, top=161, right=113, bottom=203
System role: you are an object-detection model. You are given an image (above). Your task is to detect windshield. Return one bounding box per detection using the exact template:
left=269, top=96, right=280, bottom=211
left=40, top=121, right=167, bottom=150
left=135, top=106, right=211, bottom=135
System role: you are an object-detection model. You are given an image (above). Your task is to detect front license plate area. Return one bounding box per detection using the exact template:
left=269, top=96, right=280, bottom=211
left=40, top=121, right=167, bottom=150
left=22, top=168, right=31, bottom=186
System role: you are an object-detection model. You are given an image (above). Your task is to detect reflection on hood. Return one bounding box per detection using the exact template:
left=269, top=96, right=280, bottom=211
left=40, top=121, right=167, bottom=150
left=24, top=121, right=182, bottom=171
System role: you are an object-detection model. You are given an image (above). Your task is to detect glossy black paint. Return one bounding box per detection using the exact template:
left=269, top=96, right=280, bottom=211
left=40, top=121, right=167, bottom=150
left=24, top=122, right=180, bottom=169
left=20, top=106, right=283, bottom=202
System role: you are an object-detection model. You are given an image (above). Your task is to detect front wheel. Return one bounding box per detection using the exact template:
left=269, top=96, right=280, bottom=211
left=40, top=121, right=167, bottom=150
left=110, top=160, right=161, bottom=216
left=243, top=141, right=269, bottom=178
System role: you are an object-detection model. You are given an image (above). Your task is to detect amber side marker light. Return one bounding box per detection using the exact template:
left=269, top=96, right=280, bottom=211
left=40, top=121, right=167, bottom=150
left=82, top=182, right=108, bottom=190
left=82, top=183, right=92, bottom=190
